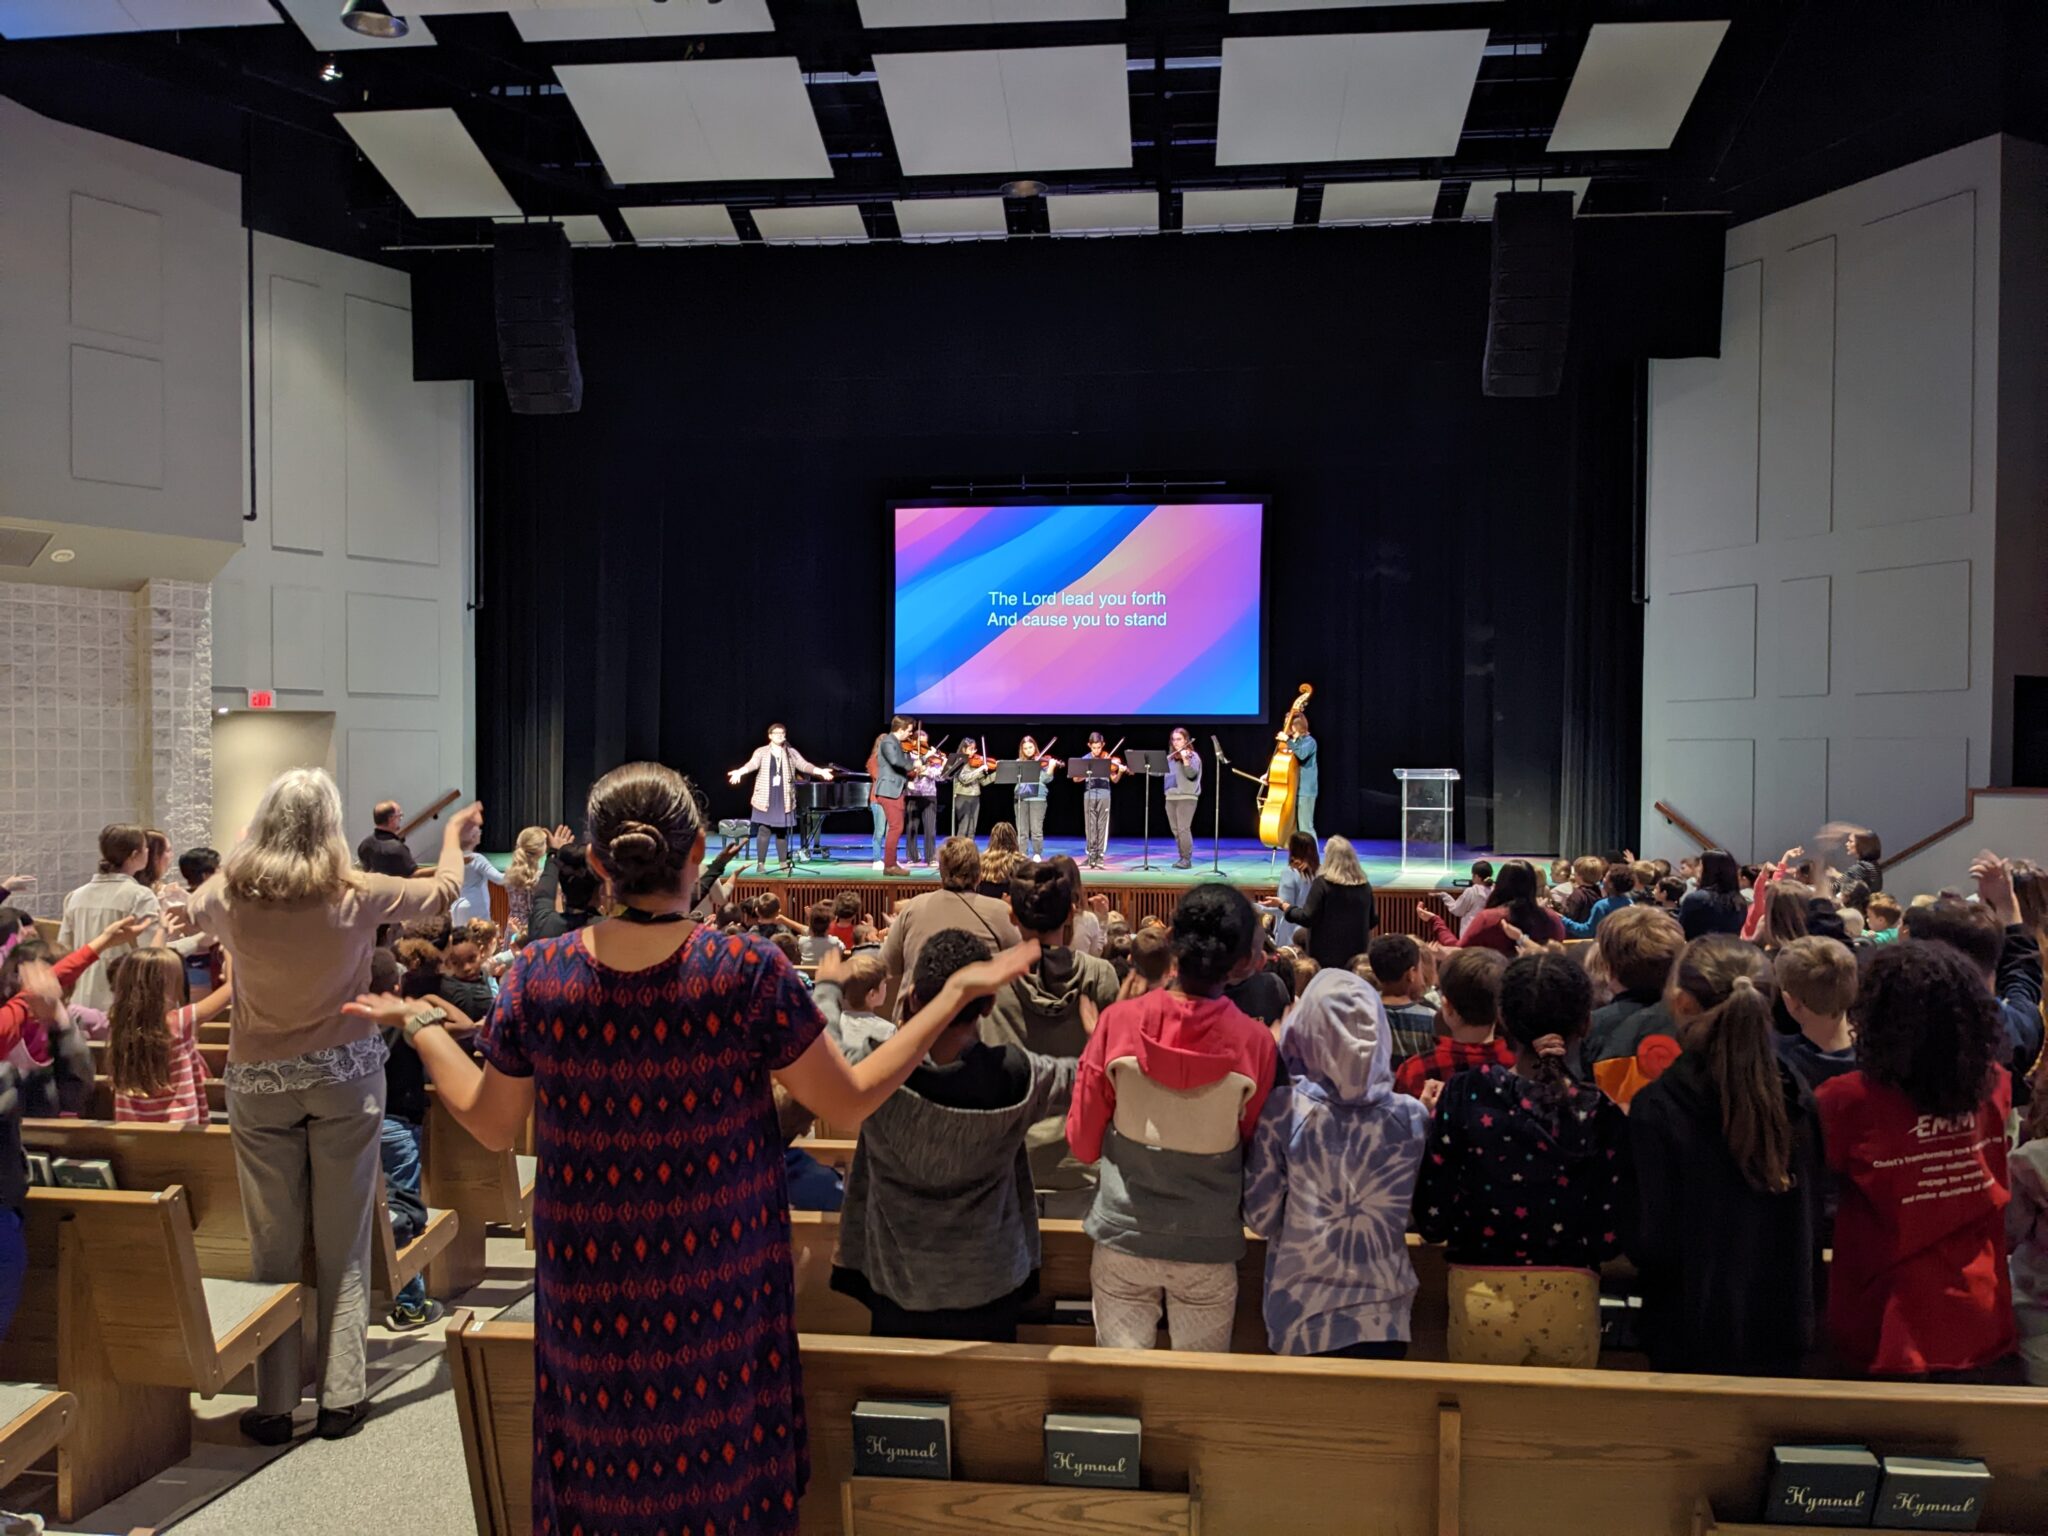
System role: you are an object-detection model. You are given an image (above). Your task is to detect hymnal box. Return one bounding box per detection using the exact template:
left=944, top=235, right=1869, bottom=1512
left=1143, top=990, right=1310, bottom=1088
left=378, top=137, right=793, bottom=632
left=1876, top=1456, right=1990, bottom=1530
left=1043, top=1412, right=1140, bottom=1489
left=1764, top=1444, right=1881, bottom=1525
left=851, top=1399, right=950, bottom=1480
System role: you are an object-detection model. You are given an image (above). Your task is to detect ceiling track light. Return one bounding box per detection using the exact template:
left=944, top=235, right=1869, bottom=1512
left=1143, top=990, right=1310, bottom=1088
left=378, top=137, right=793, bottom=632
left=340, top=0, right=409, bottom=39
left=319, top=57, right=343, bottom=82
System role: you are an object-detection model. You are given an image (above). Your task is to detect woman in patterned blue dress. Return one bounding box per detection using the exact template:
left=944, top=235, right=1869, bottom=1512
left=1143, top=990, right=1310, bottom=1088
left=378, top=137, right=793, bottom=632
left=348, top=762, right=1036, bottom=1535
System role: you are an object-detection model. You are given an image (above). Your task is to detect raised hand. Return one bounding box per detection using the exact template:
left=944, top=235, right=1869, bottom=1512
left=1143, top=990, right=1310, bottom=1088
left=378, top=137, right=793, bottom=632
left=1419, top=1078, right=1446, bottom=1114
left=449, top=802, right=485, bottom=843
left=727, top=771, right=744, bottom=786
left=93, top=912, right=155, bottom=952
left=1972, top=850, right=2020, bottom=927
left=18, top=961, right=64, bottom=1021
left=548, top=824, right=574, bottom=850
left=341, top=992, right=413, bottom=1028
left=814, top=946, right=850, bottom=987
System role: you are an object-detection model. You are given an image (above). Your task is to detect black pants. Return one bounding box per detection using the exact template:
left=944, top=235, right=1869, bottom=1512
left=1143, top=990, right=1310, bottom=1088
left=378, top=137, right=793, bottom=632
left=866, top=1290, right=1022, bottom=1343
left=904, top=795, right=937, bottom=863
left=1315, top=1339, right=1408, bottom=1361
left=953, top=794, right=980, bottom=840
left=752, top=821, right=790, bottom=865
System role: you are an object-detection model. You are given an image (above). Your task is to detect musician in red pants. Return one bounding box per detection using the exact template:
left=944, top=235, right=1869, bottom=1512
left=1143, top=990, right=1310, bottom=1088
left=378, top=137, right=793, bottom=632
left=874, top=717, right=916, bottom=875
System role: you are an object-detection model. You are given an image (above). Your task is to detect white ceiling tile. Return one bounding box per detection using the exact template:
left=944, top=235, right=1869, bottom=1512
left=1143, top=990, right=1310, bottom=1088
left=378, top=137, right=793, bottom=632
left=514, top=0, right=774, bottom=41
left=751, top=205, right=871, bottom=244
left=1462, top=177, right=1590, bottom=219
left=0, top=1, right=136, bottom=36
left=408, top=0, right=534, bottom=12
left=1181, top=187, right=1298, bottom=230
left=1049, top=191, right=1157, bottom=234
left=1318, top=179, right=1440, bottom=222
left=1230, top=0, right=1487, bottom=10
left=337, top=108, right=521, bottom=218
left=1216, top=30, right=1487, bottom=165
left=1547, top=20, right=1730, bottom=152
left=893, top=197, right=1010, bottom=240
left=876, top=45, right=1132, bottom=176
left=119, top=0, right=279, bottom=25
left=276, top=0, right=438, bottom=50
left=619, top=204, right=741, bottom=243
left=554, top=58, right=832, bottom=184
left=496, top=215, right=613, bottom=245
left=859, top=0, right=1123, bottom=23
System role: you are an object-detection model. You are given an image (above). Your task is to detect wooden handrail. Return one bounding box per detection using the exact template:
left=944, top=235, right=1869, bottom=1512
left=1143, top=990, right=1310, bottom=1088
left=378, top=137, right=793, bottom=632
left=1652, top=800, right=1721, bottom=853
left=399, top=790, right=461, bottom=840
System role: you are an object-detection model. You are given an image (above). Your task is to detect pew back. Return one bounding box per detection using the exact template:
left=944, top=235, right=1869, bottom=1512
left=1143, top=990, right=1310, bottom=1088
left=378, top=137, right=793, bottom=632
left=448, top=1315, right=2048, bottom=1536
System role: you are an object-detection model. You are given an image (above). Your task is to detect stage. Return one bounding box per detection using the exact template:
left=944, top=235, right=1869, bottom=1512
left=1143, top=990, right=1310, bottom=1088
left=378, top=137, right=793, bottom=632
left=720, top=833, right=1538, bottom=933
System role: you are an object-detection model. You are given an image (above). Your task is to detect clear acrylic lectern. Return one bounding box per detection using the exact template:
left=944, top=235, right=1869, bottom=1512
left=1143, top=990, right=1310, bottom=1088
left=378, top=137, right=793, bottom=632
left=1393, top=768, right=1460, bottom=870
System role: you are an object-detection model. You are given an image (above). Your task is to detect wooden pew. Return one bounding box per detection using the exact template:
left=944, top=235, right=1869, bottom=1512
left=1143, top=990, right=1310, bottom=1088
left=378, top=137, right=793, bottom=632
left=0, top=1385, right=75, bottom=1491
left=447, top=1313, right=2048, bottom=1536
left=83, top=1077, right=229, bottom=1120
left=0, top=1187, right=302, bottom=1520
left=21, top=1119, right=459, bottom=1312
left=424, top=1094, right=535, bottom=1297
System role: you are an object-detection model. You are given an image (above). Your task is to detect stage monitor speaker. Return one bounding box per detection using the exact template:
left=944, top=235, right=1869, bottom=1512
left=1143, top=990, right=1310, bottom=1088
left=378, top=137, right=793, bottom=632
left=1483, top=190, right=1575, bottom=398
left=492, top=223, right=583, bottom=415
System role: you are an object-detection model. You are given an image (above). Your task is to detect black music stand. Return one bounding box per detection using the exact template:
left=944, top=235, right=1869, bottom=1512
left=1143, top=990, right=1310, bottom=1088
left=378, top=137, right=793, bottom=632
left=1123, top=749, right=1169, bottom=871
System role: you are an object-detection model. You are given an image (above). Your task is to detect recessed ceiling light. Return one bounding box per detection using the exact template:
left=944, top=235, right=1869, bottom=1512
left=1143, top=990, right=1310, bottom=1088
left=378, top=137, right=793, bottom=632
left=48, top=548, right=75, bottom=564
left=216, top=707, right=232, bottom=716
left=1002, top=180, right=1050, bottom=199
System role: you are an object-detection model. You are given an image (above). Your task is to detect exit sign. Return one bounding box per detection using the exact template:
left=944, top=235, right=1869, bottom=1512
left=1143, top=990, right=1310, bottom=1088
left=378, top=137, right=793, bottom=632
left=248, top=690, right=276, bottom=710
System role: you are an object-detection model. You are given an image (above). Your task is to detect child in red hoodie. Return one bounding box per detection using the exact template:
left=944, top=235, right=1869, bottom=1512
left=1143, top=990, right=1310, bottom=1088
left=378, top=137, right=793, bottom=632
left=1816, top=940, right=2016, bottom=1378
left=1068, top=884, right=1277, bottom=1351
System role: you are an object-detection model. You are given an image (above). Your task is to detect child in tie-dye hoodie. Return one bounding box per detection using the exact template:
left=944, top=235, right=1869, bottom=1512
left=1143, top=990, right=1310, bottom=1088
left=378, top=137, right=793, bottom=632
left=1243, top=967, right=1430, bottom=1357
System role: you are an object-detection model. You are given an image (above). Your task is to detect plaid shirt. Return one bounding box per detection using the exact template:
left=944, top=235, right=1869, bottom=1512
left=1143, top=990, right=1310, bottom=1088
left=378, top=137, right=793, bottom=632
left=1394, top=1035, right=1516, bottom=1098
left=1384, top=1002, right=1444, bottom=1064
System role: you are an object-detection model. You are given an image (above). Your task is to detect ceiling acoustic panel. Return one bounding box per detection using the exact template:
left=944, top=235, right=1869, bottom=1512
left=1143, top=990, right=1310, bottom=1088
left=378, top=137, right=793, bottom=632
left=1547, top=21, right=1731, bottom=152
left=1048, top=191, right=1158, bottom=235
left=513, top=0, right=774, bottom=42
left=1181, top=187, right=1298, bottom=230
left=861, top=0, right=1123, bottom=22
left=496, top=215, right=612, bottom=245
left=1230, top=0, right=1486, bottom=9
left=619, top=205, right=741, bottom=244
left=336, top=109, right=520, bottom=219
left=875, top=45, right=1133, bottom=177
left=1215, top=30, right=1488, bottom=166
left=1462, top=177, right=1591, bottom=218
left=893, top=198, right=1010, bottom=240
left=0, top=0, right=280, bottom=33
left=554, top=58, right=833, bottom=184
left=1318, top=179, right=1441, bottom=222
left=276, top=0, right=436, bottom=49
left=751, top=205, right=871, bottom=244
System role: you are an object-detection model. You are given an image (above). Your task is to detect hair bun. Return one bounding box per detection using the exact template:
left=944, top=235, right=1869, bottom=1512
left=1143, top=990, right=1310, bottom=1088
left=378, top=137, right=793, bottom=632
left=606, top=820, right=668, bottom=868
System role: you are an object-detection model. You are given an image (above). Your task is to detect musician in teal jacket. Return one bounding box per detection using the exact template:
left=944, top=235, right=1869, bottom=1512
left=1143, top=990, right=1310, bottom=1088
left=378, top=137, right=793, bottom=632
left=1287, top=711, right=1319, bottom=841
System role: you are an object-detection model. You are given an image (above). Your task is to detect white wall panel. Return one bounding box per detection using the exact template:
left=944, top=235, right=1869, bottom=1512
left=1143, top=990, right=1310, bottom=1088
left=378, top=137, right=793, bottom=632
left=1772, top=576, right=1831, bottom=698
left=1758, top=236, right=1834, bottom=542
left=1829, top=735, right=1970, bottom=850
left=69, top=193, right=163, bottom=343
left=344, top=728, right=444, bottom=830
left=343, top=295, right=443, bottom=567
left=266, top=274, right=340, bottom=555
left=70, top=345, right=164, bottom=488
left=1835, top=191, right=1976, bottom=529
left=1659, top=585, right=1755, bottom=702
left=1762, top=737, right=1829, bottom=859
left=1660, top=739, right=1755, bottom=860
left=270, top=583, right=324, bottom=693
left=346, top=592, right=441, bottom=697
left=1849, top=560, right=1970, bottom=694
left=1649, top=261, right=1759, bottom=556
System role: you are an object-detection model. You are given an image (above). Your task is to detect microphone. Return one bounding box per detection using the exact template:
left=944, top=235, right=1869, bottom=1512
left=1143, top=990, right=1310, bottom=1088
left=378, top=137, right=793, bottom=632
left=1211, top=735, right=1230, bottom=766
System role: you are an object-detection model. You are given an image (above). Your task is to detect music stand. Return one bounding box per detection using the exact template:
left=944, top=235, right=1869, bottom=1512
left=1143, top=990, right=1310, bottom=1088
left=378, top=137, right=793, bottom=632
left=1123, top=749, right=1169, bottom=871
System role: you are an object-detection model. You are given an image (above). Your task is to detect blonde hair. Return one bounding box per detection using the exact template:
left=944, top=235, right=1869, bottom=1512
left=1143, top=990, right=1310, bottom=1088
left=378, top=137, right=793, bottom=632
left=505, top=826, right=548, bottom=891
left=221, top=768, right=360, bottom=904
left=1320, top=836, right=1367, bottom=888
left=837, top=953, right=888, bottom=1012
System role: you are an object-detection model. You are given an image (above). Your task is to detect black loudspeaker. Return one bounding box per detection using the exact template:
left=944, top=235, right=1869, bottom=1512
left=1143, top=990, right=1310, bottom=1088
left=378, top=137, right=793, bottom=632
left=492, top=224, right=583, bottom=415
left=1483, top=190, right=1575, bottom=398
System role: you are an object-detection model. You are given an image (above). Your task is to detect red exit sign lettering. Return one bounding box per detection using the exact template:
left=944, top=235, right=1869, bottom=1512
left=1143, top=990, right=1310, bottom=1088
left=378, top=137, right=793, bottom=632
left=248, top=690, right=276, bottom=710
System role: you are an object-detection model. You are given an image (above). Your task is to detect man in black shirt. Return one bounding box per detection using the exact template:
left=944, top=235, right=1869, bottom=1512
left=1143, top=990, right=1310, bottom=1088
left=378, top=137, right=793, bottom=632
left=356, top=801, right=418, bottom=877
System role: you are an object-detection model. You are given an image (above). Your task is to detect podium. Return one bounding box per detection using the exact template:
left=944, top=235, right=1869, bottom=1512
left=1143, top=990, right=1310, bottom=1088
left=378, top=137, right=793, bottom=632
left=1393, top=768, right=1460, bottom=871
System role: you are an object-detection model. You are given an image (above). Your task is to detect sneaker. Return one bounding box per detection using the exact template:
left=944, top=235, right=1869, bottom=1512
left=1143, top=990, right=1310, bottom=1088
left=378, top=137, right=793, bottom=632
left=871, top=860, right=884, bottom=870
left=1173, top=859, right=1194, bottom=870
left=386, top=1297, right=446, bottom=1331
left=239, top=1409, right=297, bottom=1446
left=316, top=1402, right=370, bottom=1441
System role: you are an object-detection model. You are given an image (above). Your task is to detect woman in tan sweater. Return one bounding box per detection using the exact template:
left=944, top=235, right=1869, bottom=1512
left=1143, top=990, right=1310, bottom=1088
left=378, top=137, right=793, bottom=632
left=186, top=768, right=470, bottom=1444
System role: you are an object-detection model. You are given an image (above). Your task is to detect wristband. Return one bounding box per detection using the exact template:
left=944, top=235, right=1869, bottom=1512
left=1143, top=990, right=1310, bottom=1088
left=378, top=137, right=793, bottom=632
left=403, top=1007, right=448, bottom=1043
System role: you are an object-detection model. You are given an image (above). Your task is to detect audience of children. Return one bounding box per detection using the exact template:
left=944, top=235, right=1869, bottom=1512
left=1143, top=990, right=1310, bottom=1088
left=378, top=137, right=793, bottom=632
left=1772, top=936, right=1860, bottom=1088
left=1362, top=935, right=1441, bottom=1062
left=1392, top=947, right=1511, bottom=1097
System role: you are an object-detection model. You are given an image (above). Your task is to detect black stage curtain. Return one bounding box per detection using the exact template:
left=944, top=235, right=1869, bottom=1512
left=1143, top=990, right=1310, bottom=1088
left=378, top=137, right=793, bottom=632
left=460, top=220, right=1713, bottom=850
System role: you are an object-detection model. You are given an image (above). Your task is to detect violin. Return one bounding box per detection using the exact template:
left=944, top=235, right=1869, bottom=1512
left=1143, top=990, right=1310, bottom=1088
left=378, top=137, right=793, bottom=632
left=1023, top=736, right=1061, bottom=770
left=1091, top=735, right=1129, bottom=779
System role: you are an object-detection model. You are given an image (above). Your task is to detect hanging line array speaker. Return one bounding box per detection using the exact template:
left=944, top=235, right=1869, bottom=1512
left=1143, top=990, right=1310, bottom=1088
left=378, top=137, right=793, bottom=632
left=493, top=222, right=583, bottom=415
left=1483, top=189, right=1575, bottom=399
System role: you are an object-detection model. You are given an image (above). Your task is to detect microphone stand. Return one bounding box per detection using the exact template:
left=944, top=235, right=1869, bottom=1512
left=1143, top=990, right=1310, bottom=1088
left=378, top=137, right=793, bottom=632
left=1210, top=736, right=1229, bottom=874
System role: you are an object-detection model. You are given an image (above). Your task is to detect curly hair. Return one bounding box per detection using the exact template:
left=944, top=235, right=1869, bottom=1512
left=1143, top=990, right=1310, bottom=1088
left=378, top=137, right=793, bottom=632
left=1852, top=941, right=2004, bottom=1118
left=1498, top=950, right=1593, bottom=1087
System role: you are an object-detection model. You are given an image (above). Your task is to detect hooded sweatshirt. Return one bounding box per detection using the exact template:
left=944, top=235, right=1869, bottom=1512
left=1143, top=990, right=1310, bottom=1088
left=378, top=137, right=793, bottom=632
left=1244, top=970, right=1429, bottom=1353
left=828, top=1005, right=1075, bottom=1313
left=980, top=945, right=1122, bottom=1193
left=1627, top=1048, right=1826, bottom=1376
left=1067, top=986, right=1278, bottom=1264
left=1816, top=1067, right=2013, bottom=1376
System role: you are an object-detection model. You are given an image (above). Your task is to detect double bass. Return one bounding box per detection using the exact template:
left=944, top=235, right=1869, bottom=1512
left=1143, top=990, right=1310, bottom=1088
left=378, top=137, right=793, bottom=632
left=1257, top=682, right=1314, bottom=847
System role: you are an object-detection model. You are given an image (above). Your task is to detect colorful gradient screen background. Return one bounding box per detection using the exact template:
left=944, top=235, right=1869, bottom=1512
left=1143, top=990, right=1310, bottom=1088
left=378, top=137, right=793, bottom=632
left=892, top=501, right=1264, bottom=718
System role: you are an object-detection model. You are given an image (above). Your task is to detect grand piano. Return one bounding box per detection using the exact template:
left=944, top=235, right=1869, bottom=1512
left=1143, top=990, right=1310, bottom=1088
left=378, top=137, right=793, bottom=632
left=793, top=775, right=872, bottom=860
